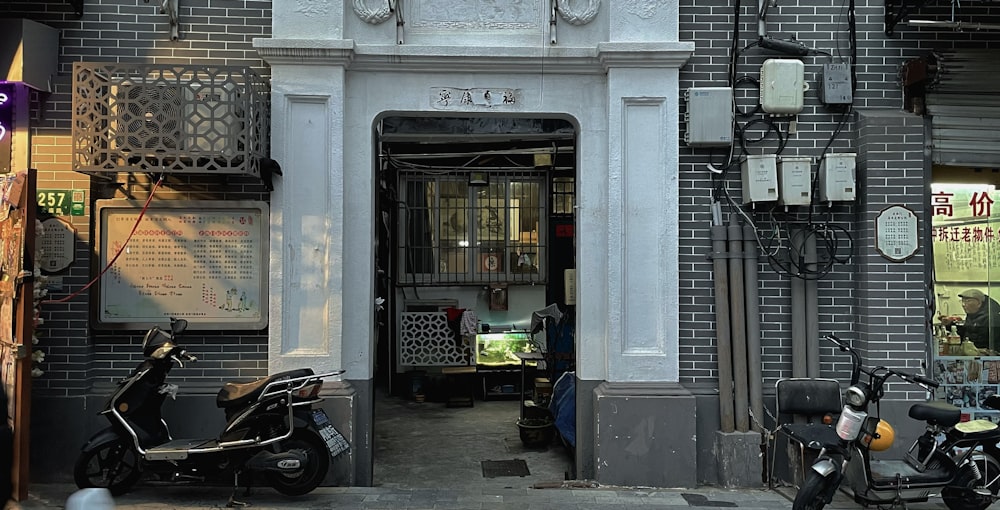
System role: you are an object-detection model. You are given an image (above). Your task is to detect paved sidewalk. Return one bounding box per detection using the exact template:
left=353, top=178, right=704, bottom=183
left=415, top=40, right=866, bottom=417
left=2, top=482, right=951, bottom=510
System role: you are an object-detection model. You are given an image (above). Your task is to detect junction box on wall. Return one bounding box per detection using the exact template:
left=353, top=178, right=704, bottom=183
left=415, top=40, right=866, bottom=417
left=818, top=153, right=857, bottom=202
left=684, top=87, right=734, bottom=148
left=760, top=59, right=806, bottom=114
left=741, top=154, right=778, bottom=204
left=778, top=157, right=812, bottom=206
left=820, top=62, right=853, bottom=105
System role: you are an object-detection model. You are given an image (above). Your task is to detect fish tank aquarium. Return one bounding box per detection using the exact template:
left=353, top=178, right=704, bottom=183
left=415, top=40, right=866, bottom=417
left=475, top=331, right=534, bottom=366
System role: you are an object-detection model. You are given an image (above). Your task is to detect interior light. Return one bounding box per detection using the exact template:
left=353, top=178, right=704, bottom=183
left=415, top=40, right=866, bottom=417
left=469, top=171, right=489, bottom=187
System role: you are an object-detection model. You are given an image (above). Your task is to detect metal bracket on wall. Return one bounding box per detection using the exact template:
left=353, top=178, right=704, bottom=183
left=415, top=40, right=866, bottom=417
left=884, top=0, right=932, bottom=35
left=146, top=0, right=180, bottom=40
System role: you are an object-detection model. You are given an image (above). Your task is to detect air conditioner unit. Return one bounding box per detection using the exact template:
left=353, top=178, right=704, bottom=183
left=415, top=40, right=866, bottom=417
left=110, top=82, right=242, bottom=157
left=111, top=83, right=184, bottom=152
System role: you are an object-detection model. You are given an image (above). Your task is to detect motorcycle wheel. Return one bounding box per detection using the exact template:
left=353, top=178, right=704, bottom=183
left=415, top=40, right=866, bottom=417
left=266, top=430, right=330, bottom=496
left=793, top=471, right=838, bottom=510
left=943, top=455, right=1000, bottom=510
left=73, top=438, right=141, bottom=496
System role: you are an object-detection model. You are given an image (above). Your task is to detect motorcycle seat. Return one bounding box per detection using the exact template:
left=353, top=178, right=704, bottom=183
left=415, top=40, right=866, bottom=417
left=951, top=418, right=1000, bottom=441
left=908, top=401, right=961, bottom=427
left=216, top=368, right=315, bottom=409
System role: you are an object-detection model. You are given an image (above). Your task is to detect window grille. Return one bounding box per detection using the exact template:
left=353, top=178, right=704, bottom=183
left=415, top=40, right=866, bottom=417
left=398, top=170, right=546, bottom=285
left=551, top=176, right=575, bottom=216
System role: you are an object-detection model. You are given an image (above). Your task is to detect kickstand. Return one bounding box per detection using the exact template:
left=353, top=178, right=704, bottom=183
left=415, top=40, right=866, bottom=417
left=226, top=471, right=252, bottom=508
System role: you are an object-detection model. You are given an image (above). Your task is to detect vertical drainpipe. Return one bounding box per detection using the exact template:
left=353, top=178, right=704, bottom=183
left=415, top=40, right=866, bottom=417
left=791, top=230, right=807, bottom=378
left=743, top=225, right=764, bottom=432
left=728, top=220, right=750, bottom=433
left=805, top=234, right=820, bottom=377
left=711, top=203, right=735, bottom=433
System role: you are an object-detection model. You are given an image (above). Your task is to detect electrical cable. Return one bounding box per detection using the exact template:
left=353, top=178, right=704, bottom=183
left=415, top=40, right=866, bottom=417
left=737, top=117, right=787, bottom=156
left=712, top=0, right=858, bottom=282
left=733, top=76, right=762, bottom=118
left=42, top=174, right=165, bottom=304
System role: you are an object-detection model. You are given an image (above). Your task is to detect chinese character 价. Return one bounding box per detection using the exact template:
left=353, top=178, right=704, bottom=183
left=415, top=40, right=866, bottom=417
left=970, top=191, right=994, bottom=217
left=461, top=91, right=473, bottom=105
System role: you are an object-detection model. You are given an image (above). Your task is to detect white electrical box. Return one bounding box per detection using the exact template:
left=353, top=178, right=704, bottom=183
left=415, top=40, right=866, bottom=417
left=778, top=157, right=812, bottom=206
left=760, top=59, right=806, bottom=114
left=740, top=154, right=779, bottom=204
left=818, top=153, right=857, bottom=202
left=684, top=87, right=734, bottom=147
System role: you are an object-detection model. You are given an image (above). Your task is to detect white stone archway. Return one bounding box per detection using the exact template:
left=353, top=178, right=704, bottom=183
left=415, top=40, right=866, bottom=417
left=256, top=2, right=694, bottom=487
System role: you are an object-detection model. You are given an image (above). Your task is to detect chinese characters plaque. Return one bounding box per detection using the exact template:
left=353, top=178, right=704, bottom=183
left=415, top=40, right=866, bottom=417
left=96, top=200, right=268, bottom=329
left=875, top=205, right=918, bottom=262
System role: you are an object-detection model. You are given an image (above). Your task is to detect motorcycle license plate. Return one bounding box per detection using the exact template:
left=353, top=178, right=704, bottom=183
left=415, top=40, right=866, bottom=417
left=312, top=409, right=350, bottom=458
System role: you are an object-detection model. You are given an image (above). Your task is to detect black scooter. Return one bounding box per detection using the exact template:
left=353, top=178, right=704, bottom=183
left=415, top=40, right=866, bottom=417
left=74, top=318, right=349, bottom=506
left=791, top=334, right=1000, bottom=510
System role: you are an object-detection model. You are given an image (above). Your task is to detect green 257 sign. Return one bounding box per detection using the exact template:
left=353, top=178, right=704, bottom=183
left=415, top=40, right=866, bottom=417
left=37, top=189, right=85, bottom=216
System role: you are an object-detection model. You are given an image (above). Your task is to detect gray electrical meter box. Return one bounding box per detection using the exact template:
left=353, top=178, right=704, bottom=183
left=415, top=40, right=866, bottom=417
left=820, top=63, right=853, bottom=105
left=684, top=87, right=733, bottom=148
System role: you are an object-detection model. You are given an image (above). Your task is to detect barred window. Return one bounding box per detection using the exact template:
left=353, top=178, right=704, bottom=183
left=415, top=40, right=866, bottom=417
left=398, top=170, right=546, bottom=285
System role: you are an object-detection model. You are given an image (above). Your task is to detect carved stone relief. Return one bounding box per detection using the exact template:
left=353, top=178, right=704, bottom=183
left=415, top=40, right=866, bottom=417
left=295, top=0, right=331, bottom=17
left=622, top=0, right=661, bottom=20
left=556, top=0, right=600, bottom=26
left=409, top=0, right=540, bottom=29
left=353, top=0, right=395, bottom=25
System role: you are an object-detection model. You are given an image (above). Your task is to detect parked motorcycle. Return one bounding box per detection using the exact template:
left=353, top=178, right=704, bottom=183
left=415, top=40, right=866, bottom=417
left=74, top=318, right=349, bottom=505
left=791, top=334, right=1000, bottom=510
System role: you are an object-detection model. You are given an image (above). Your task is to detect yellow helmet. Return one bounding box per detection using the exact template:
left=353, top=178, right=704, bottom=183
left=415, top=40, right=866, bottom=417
left=869, top=419, right=895, bottom=451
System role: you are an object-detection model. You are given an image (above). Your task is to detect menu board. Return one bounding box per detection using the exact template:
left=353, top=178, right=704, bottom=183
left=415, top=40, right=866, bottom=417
left=96, top=200, right=268, bottom=329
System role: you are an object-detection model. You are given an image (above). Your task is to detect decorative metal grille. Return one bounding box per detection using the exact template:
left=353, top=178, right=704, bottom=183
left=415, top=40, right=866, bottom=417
left=398, top=312, right=473, bottom=367
left=72, top=63, right=269, bottom=177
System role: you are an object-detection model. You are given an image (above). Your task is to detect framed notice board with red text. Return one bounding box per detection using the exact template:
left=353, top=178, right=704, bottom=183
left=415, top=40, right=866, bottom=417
left=95, top=200, right=269, bottom=330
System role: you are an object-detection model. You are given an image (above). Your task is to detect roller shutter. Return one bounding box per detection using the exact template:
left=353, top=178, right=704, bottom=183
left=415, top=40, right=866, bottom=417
left=924, top=50, right=1000, bottom=167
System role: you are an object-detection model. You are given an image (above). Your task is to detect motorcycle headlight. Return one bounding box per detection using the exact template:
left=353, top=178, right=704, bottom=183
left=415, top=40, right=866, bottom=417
left=845, top=384, right=868, bottom=407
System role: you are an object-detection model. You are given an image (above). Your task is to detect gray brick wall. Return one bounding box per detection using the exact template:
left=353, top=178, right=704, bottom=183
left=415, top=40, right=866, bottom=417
left=5, top=0, right=272, bottom=396
left=854, top=110, right=928, bottom=400
left=7, top=0, right=1000, bottom=398
left=677, top=0, right=1000, bottom=396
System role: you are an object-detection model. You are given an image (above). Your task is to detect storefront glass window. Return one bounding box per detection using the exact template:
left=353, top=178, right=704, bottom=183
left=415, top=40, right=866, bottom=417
left=931, top=181, right=1000, bottom=421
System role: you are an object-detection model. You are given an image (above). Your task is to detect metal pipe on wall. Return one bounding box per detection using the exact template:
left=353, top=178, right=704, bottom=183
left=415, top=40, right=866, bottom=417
left=790, top=229, right=807, bottom=378
left=805, top=234, right=820, bottom=378
left=743, top=225, right=764, bottom=433
left=711, top=203, right=735, bottom=433
left=728, top=220, right=750, bottom=433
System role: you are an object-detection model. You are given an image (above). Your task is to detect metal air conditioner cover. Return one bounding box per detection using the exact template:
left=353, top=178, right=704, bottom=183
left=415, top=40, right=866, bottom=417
left=110, top=82, right=241, bottom=156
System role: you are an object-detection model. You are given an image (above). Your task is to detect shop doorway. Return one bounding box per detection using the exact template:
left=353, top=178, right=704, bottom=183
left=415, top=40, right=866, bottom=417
left=371, top=115, right=577, bottom=488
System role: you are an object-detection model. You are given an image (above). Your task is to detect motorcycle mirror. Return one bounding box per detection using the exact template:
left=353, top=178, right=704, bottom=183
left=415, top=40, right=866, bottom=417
left=171, top=318, right=189, bottom=335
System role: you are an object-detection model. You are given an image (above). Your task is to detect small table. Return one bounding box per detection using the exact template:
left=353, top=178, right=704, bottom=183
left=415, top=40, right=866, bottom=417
left=441, top=366, right=477, bottom=408
left=514, top=352, right=544, bottom=421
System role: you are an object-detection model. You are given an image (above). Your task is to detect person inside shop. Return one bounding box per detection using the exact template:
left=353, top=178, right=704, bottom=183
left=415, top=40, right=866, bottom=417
left=941, top=289, right=1000, bottom=353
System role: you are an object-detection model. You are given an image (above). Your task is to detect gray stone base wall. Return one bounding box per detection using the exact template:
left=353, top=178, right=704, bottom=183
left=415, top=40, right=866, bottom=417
left=593, top=382, right=697, bottom=488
